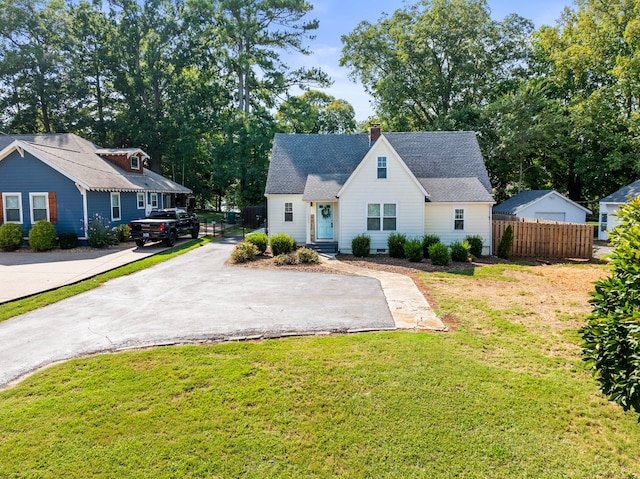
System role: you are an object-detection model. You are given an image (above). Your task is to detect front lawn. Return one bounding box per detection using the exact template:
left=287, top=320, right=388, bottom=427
left=2, top=262, right=639, bottom=478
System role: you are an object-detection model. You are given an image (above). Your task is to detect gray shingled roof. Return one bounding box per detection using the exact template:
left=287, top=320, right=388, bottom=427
left=493, top=190, right=555, bottom=214
left=266, top=131, right=494, bottom=202
left=600, top=179, right=640, bottom=203
left=0, top=133, right=191, bottom=194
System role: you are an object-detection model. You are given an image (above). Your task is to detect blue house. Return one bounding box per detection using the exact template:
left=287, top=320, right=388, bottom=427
left=0, top=133, right=191, bottom=241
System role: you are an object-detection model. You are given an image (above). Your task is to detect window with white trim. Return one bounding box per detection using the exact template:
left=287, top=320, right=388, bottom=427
left=150, top=193, right=158, bottom=208
left=137, top=192, right=145, bottom=209
left=377, top=156, right=387, bottom=179
left=3, top=192, right=23, bottom=223
left=367, top=203, right=397, bottom=231
left=111, top=192, right=121, bottom=221
left=284, top=202, right=293, bottom=222
left=454, top=208, right=465, bottom=230
left=131, top=155, right=140, bottom=170
left=30, top=193, right=49, bottom=223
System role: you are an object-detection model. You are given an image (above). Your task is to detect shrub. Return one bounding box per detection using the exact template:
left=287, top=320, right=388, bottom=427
left=450, top=240, right=470, bottom=262
left=59, top=232, right=78, bottom=250
left=29, top=220, right=56, bottom=251
left=404, top=238, right=423, bottom=262
left=497, top=225, right=514, bottom=259
left=429, top=242, right=450, bottom=266
left=230, top=241, right=259, bottom=263
left=422, top=234, right=440, bottom=259
left=274, top=253, right=299, bottom=266
left=87, top=214, right=117, bottom=248
left=0, top=223, right=23, bottom=251
left=581, top=197, right=640, bottom=417
left=465, top=234, right=484, bottom=258
left=388, top=232, right=407, bottom=258
left=296, top=247, right=319, bottom=264
left=270, top=233, right=296, bottom=256
left=352, top=234, right=371, bottom=257
left=116, top=224, right=131, bottom=243
left=245, top=232, right=268, bottom=254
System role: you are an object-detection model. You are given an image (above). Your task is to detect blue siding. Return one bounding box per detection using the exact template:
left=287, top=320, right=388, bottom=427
left=0, top=150, right=85, bottom=236
left=87, top=191, right=150, bottom=229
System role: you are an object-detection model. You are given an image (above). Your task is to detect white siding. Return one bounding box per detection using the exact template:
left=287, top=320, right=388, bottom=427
left=517, top=193, right=587, bottom=223
left=266, top=194, right=307, bottom=244
left=425, top=203, right=492, bottom=255
left=339, top=142, right=425, bottom=253
left=598, top=202, right=621, bottom=241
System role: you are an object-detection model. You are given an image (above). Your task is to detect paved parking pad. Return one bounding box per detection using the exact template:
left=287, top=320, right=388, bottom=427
left=0, top=239, right=394, bottom=387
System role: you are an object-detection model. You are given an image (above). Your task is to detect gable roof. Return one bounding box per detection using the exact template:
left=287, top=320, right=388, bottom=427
left=600, top=179, right=640, bottom=204
left=493, top=190, right=591, bottom=215
left=0, top=133, right=191, bottom=194
left=266, top=131, right=493, bottom=203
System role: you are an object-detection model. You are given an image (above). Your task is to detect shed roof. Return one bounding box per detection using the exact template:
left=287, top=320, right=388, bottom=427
left=493, top=190, right=591, bottom=215
left=600, top=179, right=640, bottom=204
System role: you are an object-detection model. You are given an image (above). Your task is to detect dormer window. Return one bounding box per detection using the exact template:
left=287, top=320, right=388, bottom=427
left=130, top=155, right=140, bottom=170
left=377, top=156, right=387, bottom=179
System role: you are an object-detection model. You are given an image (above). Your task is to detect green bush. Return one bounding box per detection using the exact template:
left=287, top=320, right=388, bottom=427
left=404, top=238, right=423, bottom=262
left=429, top=242, right=450, bottom=266
left=230, top=241, right=259, bottom=263
left=465, top=234, right=484, bottom=258
left=450, top=240, right=470, bottom=262
left=274, top=253, right=299, bottom=266
left=245, top=232, right=268, bottom=254
left=388, top=232, right=407, bottom=258
left=352, top=234, right=371, bottom=257
left=581, top=197, right=640, bottom=417
left=296, top=247, right=320, bottom=264
left=116, top=224, right=131, bottom=243
left=497, top=225, right=514, bottom=259
left=422, top=234, right=440, bottom=259
left=29, top=220, right=57, bottom=251
left=87, top=214, right=117, bottom=248
left=59, top=232, right=78, bottom=250
left=0, top=223, right=23, bottom=251
left=270, top=233, right=296, bottom=256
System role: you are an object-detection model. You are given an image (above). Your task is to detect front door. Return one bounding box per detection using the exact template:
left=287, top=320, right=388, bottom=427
left=317, top=203, right=334, bottom=240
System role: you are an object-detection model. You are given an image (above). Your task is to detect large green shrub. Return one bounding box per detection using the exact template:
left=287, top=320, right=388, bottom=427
left=422, top=234, right=440, bottom=259
left=497, top=225, right=514, bottom=259
left=429, top=242, right=450, bottom=266
left=59, top=232, right=79, bottom=250
left=465, top=234, right=484, bottom=258
left=296, top=247, right=319, bottom=264
left=388, top=232, right=406, bottom=258
left=404, top=238, right=423, bottom=262
left=0, top=223, right=23, bottom=251
left=450, top=240, right=470, bottom=262
left=116, top=224, right=131, bottom=243
left=352, top=234, right=371, bottom=257
left=245, top=232, right=268, bottom=254
left=270, top=233, right=296, bottom=256
left=87, top=214, right=117, bottom=248
left=29, top=220, right=56, bottom=251
left=581, top=197, right=640, bottom=417
left=230, top=241, right=259, bottom=263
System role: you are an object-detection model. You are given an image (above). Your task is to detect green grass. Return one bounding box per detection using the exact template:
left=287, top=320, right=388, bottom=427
left=0, top=237, right=212, bottom=322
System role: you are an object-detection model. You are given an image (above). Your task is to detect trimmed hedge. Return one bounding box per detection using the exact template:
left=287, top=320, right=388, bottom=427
left=59, top=232, right=79, bottom=250
left=245, top=232, right=268, bottom=254
left=352, top=234, right=371, bottom=257
left=0, top=223, right=23, bottom=251
left=404, top=238, right=423, bottom=262
left=450, top=240, right=470, bottom=262
left=422, top=234, right=440, bottom=259
left=270, top=233, right=296, bottom=256
left=429, top=243, right=450, bottom=266
left=29, top=220, right=56, bottom=251
left=388, top=233, right=407, bottom=259
left=465, top=234, right=484, bottom=258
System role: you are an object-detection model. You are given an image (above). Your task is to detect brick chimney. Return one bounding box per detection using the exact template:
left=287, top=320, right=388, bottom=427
left=369, top=124, right=381, bottom=145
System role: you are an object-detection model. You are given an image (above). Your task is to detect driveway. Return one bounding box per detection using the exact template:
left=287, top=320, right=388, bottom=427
left=0, top=237, right=395, bottom=388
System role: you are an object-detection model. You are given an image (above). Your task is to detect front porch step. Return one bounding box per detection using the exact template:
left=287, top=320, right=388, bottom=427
left=306, top=242, right=338, bottom=254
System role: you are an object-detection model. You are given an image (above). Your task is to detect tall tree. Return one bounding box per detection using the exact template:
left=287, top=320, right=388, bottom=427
left=277, top=90, right=356, bottom=133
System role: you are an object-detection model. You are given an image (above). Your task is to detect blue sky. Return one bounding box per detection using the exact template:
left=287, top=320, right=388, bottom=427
left=289, top=0, right=571, bottom=121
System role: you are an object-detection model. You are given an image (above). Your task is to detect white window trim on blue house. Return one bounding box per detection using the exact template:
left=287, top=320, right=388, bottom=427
left=3, top=192, right=23, bottom=224
left=111, top=192, right=121, bottom=221
left=150, top=193, right=158, bottom=209
left=137, top=192, right=145, bottom=209
left=29, top=192, right=49, bottom=223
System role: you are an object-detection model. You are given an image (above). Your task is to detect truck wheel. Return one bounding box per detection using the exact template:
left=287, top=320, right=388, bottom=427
left=135, top=239, right=145, bottom=247
left=191, top=225, right=199, bottom=239
left=164, top=231, right=176, bottom=247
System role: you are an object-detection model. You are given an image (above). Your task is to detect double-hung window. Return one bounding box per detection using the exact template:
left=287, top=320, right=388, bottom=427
left=111, top=192, right=121, bottom=221
left=454, top=208, right=465, bottom=230
left=137, top=192, right=145, bottom=209
left=3, top=193, right=23, bottom=223
left=150, top=193, right=158, bottom=209
left=284, top=202, right=293, bottom=222
left=367, top=203, right=397, bottom=231
left=131, top=155, right=140, bottom=170
left=600, top=213, right=608, bottom=232
left=377, top=156, right=387, bottom=179
left=30, top=193, right=49, bottom=223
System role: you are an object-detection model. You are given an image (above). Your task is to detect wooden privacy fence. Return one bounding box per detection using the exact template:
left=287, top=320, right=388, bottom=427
left=492, top=218, right=593, bottom=259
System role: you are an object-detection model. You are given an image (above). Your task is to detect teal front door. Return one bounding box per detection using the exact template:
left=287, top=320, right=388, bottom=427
left=317, top=203, right=334, bottom=240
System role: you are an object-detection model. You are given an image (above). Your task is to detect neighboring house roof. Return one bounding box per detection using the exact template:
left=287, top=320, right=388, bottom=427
left=493, top=190, right=591, bottom=215
left=600, top=179, right=640, bottom=204
left=0, top=133, right=191, bottom=194
left=265, top=131, right=493, bottom=203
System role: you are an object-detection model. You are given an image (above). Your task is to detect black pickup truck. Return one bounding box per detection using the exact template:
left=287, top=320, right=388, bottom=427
left=129, top=208, right=200, bottom=247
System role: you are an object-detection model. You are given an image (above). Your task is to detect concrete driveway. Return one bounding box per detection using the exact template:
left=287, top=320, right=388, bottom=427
left=0, top=237, right=395, bottom=388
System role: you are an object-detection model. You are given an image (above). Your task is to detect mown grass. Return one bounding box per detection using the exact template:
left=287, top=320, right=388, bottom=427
left=0, top=237, right=212, bottom=322
left=2, top=261, right=639, bottom=478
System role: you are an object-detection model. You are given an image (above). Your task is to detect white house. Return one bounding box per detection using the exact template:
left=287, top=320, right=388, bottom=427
left=493, top=190, right=591, bottom=223
left=598, top=179, right=640, bottom=241
left=264, top=128, right=495, bottom=255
